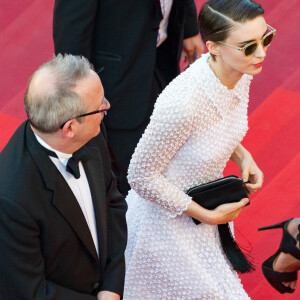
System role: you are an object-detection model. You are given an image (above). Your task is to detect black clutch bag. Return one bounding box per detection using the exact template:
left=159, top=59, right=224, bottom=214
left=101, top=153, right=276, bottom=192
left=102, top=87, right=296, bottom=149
left=186, top=175, right=254, bottom=273
left=186, top=175, right=249, bottom=225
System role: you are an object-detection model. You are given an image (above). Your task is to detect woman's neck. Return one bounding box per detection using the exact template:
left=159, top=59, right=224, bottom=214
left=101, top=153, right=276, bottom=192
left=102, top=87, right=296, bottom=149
left=208, top=57, right=243, bottom=90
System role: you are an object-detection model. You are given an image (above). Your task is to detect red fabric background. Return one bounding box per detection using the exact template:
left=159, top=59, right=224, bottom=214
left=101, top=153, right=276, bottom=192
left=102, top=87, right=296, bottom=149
left=0, top=1, right=299, bottom=298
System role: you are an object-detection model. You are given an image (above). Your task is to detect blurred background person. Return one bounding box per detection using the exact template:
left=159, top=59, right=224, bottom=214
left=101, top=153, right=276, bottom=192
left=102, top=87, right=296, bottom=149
left=53, top=0, right=204, bottom=196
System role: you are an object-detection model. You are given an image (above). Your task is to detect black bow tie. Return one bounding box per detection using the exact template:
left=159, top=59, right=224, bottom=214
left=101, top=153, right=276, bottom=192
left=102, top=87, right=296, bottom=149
left=41, top=145, right=90, bottom=179
left=66, top=146, right=90, bottom=179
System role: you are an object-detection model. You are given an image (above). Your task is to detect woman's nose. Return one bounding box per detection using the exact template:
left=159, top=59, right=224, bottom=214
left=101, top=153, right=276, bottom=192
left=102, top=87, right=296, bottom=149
left=255, top=42, right=267, bottom=58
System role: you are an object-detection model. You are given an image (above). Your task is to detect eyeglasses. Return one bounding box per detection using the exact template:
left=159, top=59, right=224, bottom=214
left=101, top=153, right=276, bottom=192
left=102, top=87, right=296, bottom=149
left=59, top=97, right=109, bottom=129
left=218, top=24, right=276, bottom=56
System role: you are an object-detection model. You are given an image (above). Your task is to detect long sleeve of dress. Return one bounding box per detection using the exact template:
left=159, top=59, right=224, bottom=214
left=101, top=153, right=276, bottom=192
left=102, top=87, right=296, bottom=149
left=127, top=53, right=249, bottom=219
left=127, top=80, right=198, bottom=218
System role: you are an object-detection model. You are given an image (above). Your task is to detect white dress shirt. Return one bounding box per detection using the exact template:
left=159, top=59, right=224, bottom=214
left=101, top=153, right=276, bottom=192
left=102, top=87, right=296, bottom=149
left=157, top=0, right=173, bottom=47
left=35, top=134, right=99, bottom=256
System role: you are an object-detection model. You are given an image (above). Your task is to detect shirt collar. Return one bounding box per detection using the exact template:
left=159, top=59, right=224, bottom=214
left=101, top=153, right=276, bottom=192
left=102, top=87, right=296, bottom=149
left=34, top=133, right=71, bottom=166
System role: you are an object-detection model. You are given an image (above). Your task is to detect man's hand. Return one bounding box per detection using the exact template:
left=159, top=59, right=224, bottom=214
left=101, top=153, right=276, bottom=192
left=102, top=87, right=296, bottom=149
left=97, top=291, right=120, bottom=300
left=182, top=34, right=204, bottom=70
left=240, top=157, right=264, bottom=194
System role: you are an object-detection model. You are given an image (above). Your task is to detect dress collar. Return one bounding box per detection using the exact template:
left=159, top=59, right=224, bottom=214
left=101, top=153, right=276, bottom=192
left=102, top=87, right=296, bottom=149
left=195, top=52, right=252, bottom=114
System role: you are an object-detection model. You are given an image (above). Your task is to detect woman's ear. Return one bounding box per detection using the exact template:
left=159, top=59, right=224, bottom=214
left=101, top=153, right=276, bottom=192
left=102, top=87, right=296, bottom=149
left=206, top=41, right=221, bottom=57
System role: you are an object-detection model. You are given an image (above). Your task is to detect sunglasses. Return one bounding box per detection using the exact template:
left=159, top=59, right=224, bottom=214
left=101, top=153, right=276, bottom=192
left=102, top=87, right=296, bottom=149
left=59, top=97, right=109, bottom=129
left=218, top=24, right=276, bottom=57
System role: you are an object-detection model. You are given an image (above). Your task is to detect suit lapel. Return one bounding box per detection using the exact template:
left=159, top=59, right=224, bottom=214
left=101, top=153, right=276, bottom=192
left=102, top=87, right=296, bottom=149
left=52, top=181, right=100, bottom=265
left=25, top=123, right=100, bottom=265
left=83, top=146, right=107, bottom=273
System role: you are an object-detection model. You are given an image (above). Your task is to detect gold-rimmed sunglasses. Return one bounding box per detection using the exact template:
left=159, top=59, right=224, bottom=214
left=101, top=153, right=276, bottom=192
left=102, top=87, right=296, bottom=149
left=59, top=97, right=109, bottom=129
left=218, top=24, right=276, bottom=56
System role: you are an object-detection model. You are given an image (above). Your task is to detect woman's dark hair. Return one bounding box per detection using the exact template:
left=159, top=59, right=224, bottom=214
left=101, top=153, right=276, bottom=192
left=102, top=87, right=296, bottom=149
left=198, top=0, right=264, bottom=60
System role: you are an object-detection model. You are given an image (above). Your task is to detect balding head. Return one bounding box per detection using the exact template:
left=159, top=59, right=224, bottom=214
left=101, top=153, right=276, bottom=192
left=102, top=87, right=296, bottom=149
left=27, top=67, right=56, bottom=100
left=25, top=54, right=95, bottom=133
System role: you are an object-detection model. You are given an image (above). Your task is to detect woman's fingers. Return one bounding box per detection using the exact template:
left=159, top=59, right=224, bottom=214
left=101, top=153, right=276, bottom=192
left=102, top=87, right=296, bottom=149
left=213, top=198, right=249, bottom=224
left=236, top=198, right=250, bottom=208
left=245, top=171, right=264, bottom=193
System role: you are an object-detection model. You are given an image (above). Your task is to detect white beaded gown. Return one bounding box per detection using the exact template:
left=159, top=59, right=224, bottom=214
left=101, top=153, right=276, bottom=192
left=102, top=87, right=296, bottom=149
left=123, top=53, right=252, bottom=300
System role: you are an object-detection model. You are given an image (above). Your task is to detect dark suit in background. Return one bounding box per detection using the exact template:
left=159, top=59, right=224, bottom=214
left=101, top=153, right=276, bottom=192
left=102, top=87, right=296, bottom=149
left=53, top=0, right=200, bottom=196
left=0, top=121, right=127, bottom=299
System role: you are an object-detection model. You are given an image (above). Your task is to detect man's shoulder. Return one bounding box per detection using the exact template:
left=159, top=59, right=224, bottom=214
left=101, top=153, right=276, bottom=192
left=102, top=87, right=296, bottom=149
left=0, top=121, right=39, bottom=198
left=1, top=120, right=29, bottom=161
left=0, top=121, right=27, bottom=155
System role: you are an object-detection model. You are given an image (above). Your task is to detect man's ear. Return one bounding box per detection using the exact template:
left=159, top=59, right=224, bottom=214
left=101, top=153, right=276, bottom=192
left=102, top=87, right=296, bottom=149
left=62, top=120, right=75, bottom=138
left=206, top=41, right=221, bottom=57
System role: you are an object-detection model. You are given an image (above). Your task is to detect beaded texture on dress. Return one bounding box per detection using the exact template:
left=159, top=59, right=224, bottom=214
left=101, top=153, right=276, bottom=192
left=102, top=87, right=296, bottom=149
left=124, top=53, right=252, bottom=300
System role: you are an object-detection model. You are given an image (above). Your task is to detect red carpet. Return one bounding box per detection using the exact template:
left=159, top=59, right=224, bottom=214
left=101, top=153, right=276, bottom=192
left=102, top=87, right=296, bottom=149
left=1, top=1, right=300, bottom=299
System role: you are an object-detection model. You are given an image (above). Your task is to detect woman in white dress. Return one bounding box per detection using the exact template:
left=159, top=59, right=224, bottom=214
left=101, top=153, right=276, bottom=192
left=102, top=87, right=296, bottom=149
left=123, top=0, right=275, bottom=299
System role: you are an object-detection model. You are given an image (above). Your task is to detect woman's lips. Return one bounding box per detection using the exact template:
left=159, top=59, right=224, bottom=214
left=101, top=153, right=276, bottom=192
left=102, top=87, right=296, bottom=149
left=253, top=62, right=263, bottom=68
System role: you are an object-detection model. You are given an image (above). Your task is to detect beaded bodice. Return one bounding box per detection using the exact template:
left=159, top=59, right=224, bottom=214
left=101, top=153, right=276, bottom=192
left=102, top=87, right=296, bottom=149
left=128, top=53, right=252, bottom=218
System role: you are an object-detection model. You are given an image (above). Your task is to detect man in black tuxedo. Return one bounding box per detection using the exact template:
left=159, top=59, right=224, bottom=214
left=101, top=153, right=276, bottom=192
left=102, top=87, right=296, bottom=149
left=53, top=0, right=203, bottom=196
left=0, top=55, right=127, bottom=300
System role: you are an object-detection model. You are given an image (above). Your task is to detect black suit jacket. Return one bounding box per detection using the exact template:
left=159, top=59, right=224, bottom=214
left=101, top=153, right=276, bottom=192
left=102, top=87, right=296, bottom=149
left=0, top=121, right=127, bottom=299
left=53, top=0, right=199, bottom=130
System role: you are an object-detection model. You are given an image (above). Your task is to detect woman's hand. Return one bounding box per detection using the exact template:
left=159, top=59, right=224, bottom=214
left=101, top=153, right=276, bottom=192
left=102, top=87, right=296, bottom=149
left=240, top=156, right=263, bottom=194
left=208, top=198, right=250, bottom=225
left=185, top=198, right=249, bottom=225
left=230, top=144, right=264, bottom=194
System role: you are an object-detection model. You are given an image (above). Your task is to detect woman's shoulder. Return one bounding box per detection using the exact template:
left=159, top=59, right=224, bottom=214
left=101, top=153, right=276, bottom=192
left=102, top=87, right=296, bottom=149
left=154, top=54, right=210, bottom=108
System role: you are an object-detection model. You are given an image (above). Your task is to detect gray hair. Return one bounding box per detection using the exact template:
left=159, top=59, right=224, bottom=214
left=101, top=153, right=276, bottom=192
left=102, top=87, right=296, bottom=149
left=24, top=54, right=95, bottom=133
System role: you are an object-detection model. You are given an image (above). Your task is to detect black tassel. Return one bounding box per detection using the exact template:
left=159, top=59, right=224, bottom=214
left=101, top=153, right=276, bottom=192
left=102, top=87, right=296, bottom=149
left=218, top=223, right=255, bottom=273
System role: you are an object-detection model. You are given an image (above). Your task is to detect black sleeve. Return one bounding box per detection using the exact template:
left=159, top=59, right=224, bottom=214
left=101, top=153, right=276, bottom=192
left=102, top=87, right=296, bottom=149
left=0, top=198, right=96, bottom=300
left=89, top=132, right=127, bottom=296
left=100, top=174, right=128, bottom=296
left=183, top=0, right=199, bottom=39
left=53, top=0, right=99, bottom=60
